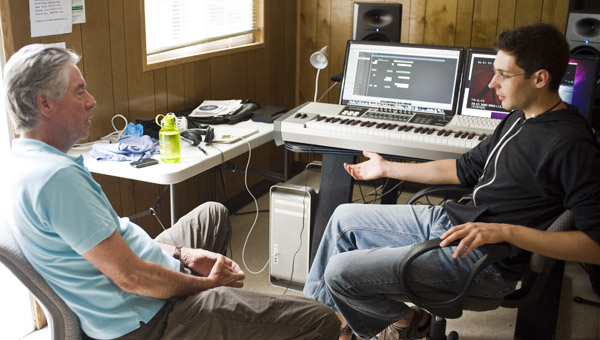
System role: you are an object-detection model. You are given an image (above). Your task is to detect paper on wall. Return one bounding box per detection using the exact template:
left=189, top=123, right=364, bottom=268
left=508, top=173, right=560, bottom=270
left=72, top=0, right=86, bottom=24
left=29, top=0, right=72, bottom=38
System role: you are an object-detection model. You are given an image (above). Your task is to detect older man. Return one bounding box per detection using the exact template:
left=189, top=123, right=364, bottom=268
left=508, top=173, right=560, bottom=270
left=5, top=44, right=339, bottom=340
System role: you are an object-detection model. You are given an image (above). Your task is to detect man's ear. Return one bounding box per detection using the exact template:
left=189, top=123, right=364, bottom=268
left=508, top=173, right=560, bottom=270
left=533, top=69, right=551, bottom=89
left=36, top=93, right=53, bottom=118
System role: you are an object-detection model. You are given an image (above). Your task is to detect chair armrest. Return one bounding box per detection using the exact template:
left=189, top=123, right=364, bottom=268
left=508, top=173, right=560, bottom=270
left=407, top=185, right=472, bottom=205
left=399, top=238, right=511, bottom=317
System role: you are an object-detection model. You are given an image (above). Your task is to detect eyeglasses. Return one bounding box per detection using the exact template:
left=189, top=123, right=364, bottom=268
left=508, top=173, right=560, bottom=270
left=492, top=68, right=526, bottom=82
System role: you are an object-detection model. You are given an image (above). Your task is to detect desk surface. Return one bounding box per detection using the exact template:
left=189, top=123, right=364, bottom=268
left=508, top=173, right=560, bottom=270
left=68, top=120, right=274, bottom=185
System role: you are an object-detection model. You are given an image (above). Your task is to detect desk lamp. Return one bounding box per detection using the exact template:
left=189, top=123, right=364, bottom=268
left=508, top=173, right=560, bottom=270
left=310, top=46, right=329, bottom=102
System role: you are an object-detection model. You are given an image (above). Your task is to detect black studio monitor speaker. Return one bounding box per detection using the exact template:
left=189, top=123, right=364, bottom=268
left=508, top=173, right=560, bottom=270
left=353, top=2, right=402, bottom=42
left=566, top=0, right=600, bottom=55
left=566, top=11, right=600, bottom=55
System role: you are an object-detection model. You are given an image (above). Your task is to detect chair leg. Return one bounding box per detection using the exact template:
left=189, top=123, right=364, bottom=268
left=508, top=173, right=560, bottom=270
left=427, top=315, right=449, bottom=340
left=514, top=261, right=564, bottom=340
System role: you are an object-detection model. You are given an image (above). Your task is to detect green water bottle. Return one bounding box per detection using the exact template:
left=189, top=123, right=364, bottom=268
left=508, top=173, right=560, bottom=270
left=156, top=113, right=181, bottom=163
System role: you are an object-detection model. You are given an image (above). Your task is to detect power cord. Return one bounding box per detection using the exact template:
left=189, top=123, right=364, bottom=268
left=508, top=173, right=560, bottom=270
left=282, top=161, right=316, bottom=295
left=235, top=138, right=271, bottom=275
left=72, top=114, right=128, bottom=149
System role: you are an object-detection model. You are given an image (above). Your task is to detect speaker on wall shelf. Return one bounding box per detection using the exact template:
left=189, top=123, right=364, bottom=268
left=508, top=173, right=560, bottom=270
left=565, top=11, right=600, bottom=55
left=353, top=2, right=402, bottom=42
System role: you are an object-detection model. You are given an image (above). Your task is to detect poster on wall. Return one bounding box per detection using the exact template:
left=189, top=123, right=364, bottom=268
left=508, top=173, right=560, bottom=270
left=29, top=0, right=72, bottom=37
left=29, top=0, right=86, bottom=38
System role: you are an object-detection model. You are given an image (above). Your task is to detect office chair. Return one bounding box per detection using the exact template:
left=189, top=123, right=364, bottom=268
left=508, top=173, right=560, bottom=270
left=393, top=185, right=573, bottom=340
left=0, top=218, right=82, bottom=340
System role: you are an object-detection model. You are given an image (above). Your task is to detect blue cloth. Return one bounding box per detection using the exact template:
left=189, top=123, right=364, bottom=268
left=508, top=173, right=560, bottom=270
left=7, top=139, right=181, bottom=339
left=303, top=203, right=515, bottom=339
left=89, top=135, right=158, bottom=161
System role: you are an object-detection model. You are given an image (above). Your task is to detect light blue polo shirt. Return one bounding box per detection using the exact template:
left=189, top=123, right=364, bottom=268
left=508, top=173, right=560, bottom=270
left=7, top=139, right=181, bottom=339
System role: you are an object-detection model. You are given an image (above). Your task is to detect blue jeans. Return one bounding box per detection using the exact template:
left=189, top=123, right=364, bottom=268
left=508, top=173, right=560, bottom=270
left=303, top=204, right=516, bottom=338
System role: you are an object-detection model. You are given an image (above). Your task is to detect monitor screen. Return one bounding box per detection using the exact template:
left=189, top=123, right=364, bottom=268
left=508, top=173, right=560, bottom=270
left=339, top=41, right=464, bottom=116
left=459, top=48, right=509, bottom=120
left=459, top=48, right=600, bottom=121
left=558, top=54, right=599, bottom=120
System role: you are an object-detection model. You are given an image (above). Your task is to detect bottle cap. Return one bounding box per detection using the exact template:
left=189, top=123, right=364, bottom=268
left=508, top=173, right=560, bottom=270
left=164, top=115, right=175, bottom=126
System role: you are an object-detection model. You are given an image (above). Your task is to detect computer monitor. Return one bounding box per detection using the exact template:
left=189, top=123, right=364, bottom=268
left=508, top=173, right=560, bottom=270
left=558, top=54, right=599, bottom=121
left=339, top=41, right=464, bottom=116
left=459, top=48, right=600, bottom=121
left=458, top=48, right=509, bottom=120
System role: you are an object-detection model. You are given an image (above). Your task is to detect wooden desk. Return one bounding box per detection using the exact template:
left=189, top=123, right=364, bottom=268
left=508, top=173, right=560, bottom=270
left=68, top=120, right=275, bottom=225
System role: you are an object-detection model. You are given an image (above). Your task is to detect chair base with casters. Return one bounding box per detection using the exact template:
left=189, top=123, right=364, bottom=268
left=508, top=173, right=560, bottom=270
left=0, top=218, right=82, bottom=340
left=391, top=185, right=573, bottom=340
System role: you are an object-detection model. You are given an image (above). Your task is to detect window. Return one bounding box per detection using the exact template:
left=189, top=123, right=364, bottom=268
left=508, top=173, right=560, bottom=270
left=142, top=0, right=264, bottom=71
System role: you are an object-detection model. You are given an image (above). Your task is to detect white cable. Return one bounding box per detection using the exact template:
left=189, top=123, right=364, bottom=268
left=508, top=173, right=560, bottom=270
left=72, top=114, right=129, bottom=149
left=239, top=138, right=271, bottom=275
left=314, top=68, right=321, bottom=102
left=317, top=82, right=339, bottom=102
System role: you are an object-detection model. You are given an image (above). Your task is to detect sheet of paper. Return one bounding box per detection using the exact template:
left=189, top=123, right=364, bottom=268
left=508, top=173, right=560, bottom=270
left=72, top=0, right=86, bottom=24
left=29, top=0, right=72, bottom=38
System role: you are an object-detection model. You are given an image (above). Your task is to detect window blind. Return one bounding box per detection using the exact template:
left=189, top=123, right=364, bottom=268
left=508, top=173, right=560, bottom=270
left=145, top=0, right=257, bottom=55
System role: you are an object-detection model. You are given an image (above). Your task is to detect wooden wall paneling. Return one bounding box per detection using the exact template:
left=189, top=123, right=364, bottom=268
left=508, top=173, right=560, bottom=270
left=2, top=0, right=40, bottom=58
left=250, top=48, right=269, bottom=107
left=408, top=0, right=426, bottom=43
left=397, top=0, right=412, bottom=43
left=541, top=0, right=569, bottom=32
left=123, top=0, right=155, bottom=121
left=423, top=0, right=459, bottom=46
left=514, top=0, right=543, bottom=27
left=80, top=0, right=116, bottom=142
left=316, top=0, right=332, bottom=104
left=93, top=174, right=123, bottom=216
left=329, top=0, right=353, bottom=104
left=299, top=0, right=318, bottom=104
left=268, top=0, right=284, bottom=107
left=230, top=52, right=250, bottom=101
left=166, top=65, right=186, bottom=112
left=210, top=55, right=234, bottom=99
left=107, top=0, right=130, bottom=122
left=117, top=178, right=137, bottom=223
left=194, top=60, right=212, bottom=103
left=284, top=0, right=299, bottom=108
left=471, top=0, right=500, bottom=48
left=183, top=63, right=196, bottom=108
left=454, top=0, right=474, bottom=48
left=497, top=0, right=517, bottom=35
left=246, top=51, right=258, bottom=104
left=0, top=0, right=17, bottom=61
left=154, top=69, right=168, bottom=114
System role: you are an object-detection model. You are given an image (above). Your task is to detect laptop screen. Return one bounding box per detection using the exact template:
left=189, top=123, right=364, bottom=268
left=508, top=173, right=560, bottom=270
left=338, top=41, right=464, bottom=116
left=459, top=48, right=600, bottom=121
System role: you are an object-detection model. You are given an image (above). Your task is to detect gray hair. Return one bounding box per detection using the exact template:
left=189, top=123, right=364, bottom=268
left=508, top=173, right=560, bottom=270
left=4, top=44, right=80, bottom=132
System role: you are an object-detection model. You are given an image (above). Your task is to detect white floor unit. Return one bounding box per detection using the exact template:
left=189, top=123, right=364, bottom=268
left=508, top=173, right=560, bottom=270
left=269, top=164, right=321, bottom=290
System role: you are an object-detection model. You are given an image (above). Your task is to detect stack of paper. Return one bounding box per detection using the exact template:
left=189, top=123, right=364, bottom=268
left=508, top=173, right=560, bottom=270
left=189, top=100, right=243, bottom=118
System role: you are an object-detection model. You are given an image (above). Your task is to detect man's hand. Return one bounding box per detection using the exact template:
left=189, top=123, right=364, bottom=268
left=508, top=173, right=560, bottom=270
left=205, top=255, right=245, bottom=288
left=182, top=248, right=245, bottom=288
left=440, top=222, right=511, bottom=259
left=344, top=151, right=387, bottom=181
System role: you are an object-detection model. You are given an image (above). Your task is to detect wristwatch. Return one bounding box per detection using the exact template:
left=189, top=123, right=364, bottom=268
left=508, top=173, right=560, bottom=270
left=173, top=246, right=182, bottom=260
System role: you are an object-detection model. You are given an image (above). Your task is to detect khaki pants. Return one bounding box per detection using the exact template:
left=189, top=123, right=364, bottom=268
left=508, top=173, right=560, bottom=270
left=112, top=202, right=340, bottom=340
